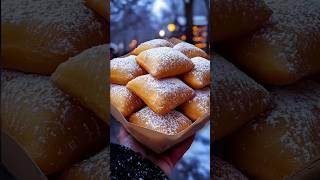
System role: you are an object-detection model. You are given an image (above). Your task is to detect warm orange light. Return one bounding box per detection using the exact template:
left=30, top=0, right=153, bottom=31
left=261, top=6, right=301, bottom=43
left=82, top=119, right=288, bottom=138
left=195, top=43, right=207, bottom=49
left=167, top=23, right=176, bottom=32
left=180, top=35, right=187, bottom=41
left=193, top=37, right=205, bottom=42
left=192, top=26, right=199, bottom=31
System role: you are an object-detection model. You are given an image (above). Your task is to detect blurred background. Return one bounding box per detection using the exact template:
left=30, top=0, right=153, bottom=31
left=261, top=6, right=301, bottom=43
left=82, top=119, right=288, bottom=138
left=110, top=0, right=209, bottom=58
left=110, top=1, right=210, bottom=179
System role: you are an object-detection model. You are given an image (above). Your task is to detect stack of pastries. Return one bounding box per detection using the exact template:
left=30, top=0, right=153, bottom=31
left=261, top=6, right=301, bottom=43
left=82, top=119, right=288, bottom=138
left=111, top=39, right=210, bottom=135
left=211, top=0, right=320, bottom=179
left=1, top=0, right=110, bottom=178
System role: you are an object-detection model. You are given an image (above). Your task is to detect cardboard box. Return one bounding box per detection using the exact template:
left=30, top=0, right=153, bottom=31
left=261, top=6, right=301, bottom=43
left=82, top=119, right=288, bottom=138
left=111, top=105, right=209, bottom=153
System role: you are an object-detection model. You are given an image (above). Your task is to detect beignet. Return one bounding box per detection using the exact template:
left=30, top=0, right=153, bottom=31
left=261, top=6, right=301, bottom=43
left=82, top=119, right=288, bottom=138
left=110, top=84, right=144, bottom=117
left=1, top=0, right=107, bottom=74
left=61, top=147, right=110, bottom=180
left=129, top=107, right=192, bottom=135
left=181, top=57, right=210, bottom=89
left=167, top=37, right=183, bottom=45
left=212, top=55, right=270, bottom=140
left=173, top=42, right=208, bottom=59
left=110, top=55, right=147, bottom=84
left=127, top=74, right=195, bottom=115
left=211, top=0, right=271, bottom=42
left=226, top=81, right=320, bottom=180
left=1, top=71, right=107, bottom=174
left=132, top=39, right=173, bottom=55
left=221, top=0, right=320, bottom=85
left=136, top=47, right=194, bottom=79
left=213, top=157, right=248, bottom=180
left=51, top=45, right=109, bottom=124
left=180, top=88, right=210, bottom=121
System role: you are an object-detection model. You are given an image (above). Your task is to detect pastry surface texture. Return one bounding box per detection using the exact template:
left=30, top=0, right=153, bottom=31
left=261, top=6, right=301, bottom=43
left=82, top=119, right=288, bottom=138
left=227, top=81, right=320, bottom=179
left=111, top=55, right=147, bottom=84
left=136, top=47, right=194, bottom=79
left=174, top=42, right=209, bottom=59
left=132, top=39, right=173, bottom=55
left=1, top=0, right=107, bottom=74
left=212, top=55, right=270, bottom=140
left=61, top=147, right=110, bottom=180
left=51, top=44, right=109, bottom=124
left=180, top=87, right=210, bottom=121
left=211, top=0, right=271, bottom=42
left=222, top=0, right=320, bottom=85
left=111, top=84, right=145, bottom=117
left=1, top=71, right=107, bottom=174
left=213, top=157, right=248, bottom=180
left=129, top=107, right=192, bottom=135
left=181, top=57, right=210, bottom=89
left=127, top=74, right=195, bottom=115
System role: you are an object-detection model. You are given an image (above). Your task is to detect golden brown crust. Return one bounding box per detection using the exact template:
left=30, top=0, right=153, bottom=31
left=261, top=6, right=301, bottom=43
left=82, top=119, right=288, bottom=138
left=220, top=0, right=320, bottom=85
left=51, top=45, right=109, bottom=124
left=226, top=81, right=320, bottom=180
left=136, top=47, right=194, bottom=79
left=60, top=147, right=110, bottom=180
left=180, top=88, right=210, bottom=121
left=212, top=55, right=270, bottom=140
left=129, top=107, right=192, bottom=135
left=132, top=39, right=173, bottom=55
left=1, top=71, right=107, bottom=175
left=110, top=55, right=147, bottom=85
left=173, top=42, right=209, bottom=59
left=110, top=84, right=145, bottom=117
left=211, top=0, right=271, bottom=42
left=1, top=0, right=107, bottom=74
left=181, top=57, right=210, bottom=89
left=213, top=157, right=248, bottom=180
left=127, top=75, right=195, bottom=115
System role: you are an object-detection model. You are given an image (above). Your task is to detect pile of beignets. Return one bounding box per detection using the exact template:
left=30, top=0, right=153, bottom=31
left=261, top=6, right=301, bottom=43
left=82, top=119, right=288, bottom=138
left=211, top=0, right=320, bottom=179
left=111, top=39, right=210, bottom=135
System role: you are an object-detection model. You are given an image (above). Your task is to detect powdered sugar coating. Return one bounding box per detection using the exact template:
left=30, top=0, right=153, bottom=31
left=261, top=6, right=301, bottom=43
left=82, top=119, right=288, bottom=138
left=133, top=39, right=174, bottom=55
left=1, top=0, right=106, bottom=54
left=240, top=0, right=320, bottom=77
left=252, top=81, right=320, bottom=162
left=138, top=39, right=173, bottom=48
left=187, top=88, right=210, bottom=114
left=130, top=107, right=192, bottom=135
left=182, top=57, right=210, bottom=88
left=111, top=55, right=146, bottom=82
left=1, top=71, right=107, bottom=173
left=110, top=84, right=144, bottom=116
left=191, top=57, right=210, bottom=81
left=128, top=74, right=195, bottom=111
left=212, top=0, right=271, bottom=41
left=212, top=54, right=270, bottom=123
left=63, top=147, right=110, bottom=179
left=174, top=42, right=208, bottom=58
left=1, top=0, right=101, bottom=31
left=2, top=71, right=72, bottom=116
left=137, top=47, right=194, bottom=78
left=213, top=157, right=248, bottom=180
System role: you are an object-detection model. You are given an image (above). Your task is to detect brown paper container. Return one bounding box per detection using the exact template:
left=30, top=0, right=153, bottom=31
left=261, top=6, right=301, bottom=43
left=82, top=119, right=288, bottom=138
left=111, top=105, right=210, bottom=153
left=287, top=157, right=320, bottom=180
left=1, top=131, right=47, bottom=180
